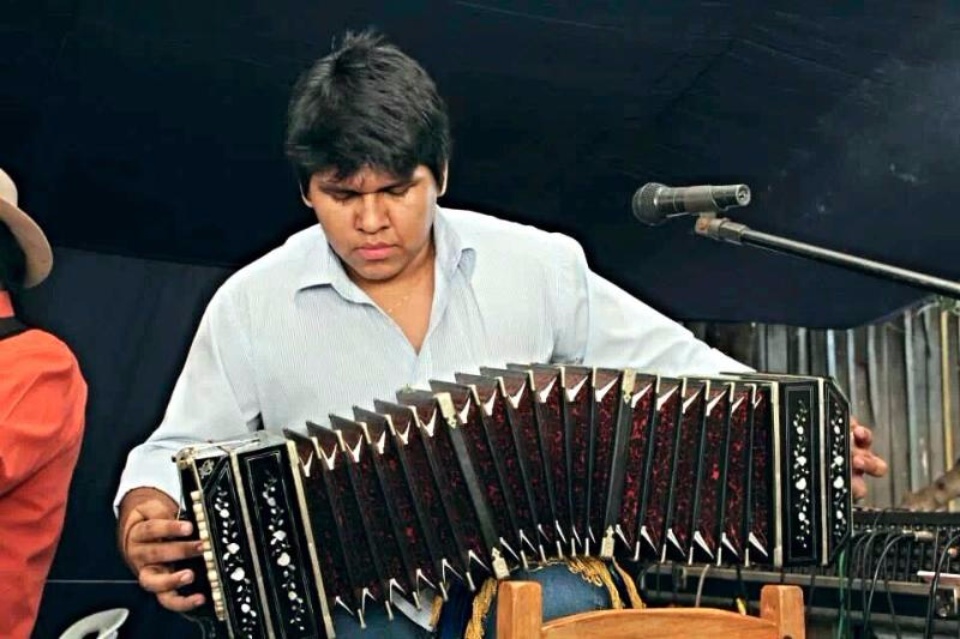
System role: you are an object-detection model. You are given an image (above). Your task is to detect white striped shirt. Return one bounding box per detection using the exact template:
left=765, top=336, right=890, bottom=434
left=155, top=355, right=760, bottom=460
left=114, top=206, right=749, bottom=509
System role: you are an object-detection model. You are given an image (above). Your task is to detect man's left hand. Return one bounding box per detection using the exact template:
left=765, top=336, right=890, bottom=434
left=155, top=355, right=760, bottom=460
left=851, top=417, right=888, bottom=500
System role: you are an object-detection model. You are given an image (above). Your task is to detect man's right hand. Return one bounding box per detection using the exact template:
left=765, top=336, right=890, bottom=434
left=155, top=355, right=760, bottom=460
left=118, top=487, right=205, bottom=612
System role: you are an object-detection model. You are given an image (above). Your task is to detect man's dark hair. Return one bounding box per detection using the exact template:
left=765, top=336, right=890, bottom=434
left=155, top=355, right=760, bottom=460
left=285, top=29, right=451, bottom=191
left=0, top=223, right=26, bottom=295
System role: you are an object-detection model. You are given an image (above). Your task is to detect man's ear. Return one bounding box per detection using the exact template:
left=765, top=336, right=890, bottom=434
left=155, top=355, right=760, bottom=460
left=438, top=163, right=449, bottom=197
left=298, top=181, right=313, bottom=208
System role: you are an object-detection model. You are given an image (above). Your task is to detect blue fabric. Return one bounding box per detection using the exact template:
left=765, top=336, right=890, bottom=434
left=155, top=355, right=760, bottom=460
left=439, top=563, right=613, bottom=639
left=487, top=564, right=612, bottom=635
left=332, top=607, right=435, bottom=639
left=436, top=581, right=474, bottom=639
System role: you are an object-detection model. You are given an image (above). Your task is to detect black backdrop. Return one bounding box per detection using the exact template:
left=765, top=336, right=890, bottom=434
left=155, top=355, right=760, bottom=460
left=5, top=1, right=960, bottom=328
left=19, top=249, right=229, bottom=637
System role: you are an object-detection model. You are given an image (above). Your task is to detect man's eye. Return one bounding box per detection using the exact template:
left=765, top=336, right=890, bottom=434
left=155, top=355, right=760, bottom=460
left=331, top=192, right=355, bottom=202
left=387, top=186, right=412, bottom=197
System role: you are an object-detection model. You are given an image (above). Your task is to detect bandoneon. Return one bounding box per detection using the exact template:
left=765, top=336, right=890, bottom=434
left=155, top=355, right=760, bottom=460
left=173, top=365, right=853, bottom=638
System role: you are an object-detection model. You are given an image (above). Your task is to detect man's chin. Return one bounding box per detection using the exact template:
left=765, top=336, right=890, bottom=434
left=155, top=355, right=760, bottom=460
left=348, top=261, right=400, bottom=283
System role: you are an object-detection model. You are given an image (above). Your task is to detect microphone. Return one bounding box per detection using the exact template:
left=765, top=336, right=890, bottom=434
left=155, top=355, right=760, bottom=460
left=632, top=182, right=751, bottom=225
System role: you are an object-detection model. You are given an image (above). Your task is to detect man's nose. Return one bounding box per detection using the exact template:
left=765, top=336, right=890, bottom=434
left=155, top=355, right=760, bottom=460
left=356, top=194, right=389, bottom=232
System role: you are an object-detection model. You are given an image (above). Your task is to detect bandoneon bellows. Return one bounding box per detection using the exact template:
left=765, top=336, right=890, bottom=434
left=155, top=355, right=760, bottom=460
left=173, top=365, right=852, bottom=638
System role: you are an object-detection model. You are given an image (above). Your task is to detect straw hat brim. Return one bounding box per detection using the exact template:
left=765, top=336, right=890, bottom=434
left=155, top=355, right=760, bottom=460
left=0, top=196, right=53, bottom=288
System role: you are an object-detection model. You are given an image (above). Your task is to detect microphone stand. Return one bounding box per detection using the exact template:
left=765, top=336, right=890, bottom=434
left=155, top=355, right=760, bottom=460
left=693, top=214, right=960, bottom=299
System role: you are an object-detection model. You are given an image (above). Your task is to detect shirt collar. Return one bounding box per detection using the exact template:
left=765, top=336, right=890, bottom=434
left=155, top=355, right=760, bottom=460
left=433, top=207, right=477, bottom=280
left=294, top=227, right=344, bottom=293
left=295, top=206, right=477, bottom=297
left=0, top=291, right=13, bottom=318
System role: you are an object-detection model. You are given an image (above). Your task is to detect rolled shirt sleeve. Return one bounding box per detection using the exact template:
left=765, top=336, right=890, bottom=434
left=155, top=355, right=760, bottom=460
left=553, top=235, right=753, bottom=376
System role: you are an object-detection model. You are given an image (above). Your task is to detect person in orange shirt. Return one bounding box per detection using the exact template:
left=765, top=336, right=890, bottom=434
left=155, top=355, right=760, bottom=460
left=0, top=167, right=88, bottom=639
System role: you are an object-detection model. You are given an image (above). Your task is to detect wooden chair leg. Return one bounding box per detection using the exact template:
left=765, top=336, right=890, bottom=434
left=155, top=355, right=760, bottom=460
left=760, top=584, right=805, bottom=639
left=497, top=581, right=544, bottom=639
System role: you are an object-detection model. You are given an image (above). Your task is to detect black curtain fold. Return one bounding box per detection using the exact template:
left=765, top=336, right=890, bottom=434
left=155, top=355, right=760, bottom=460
left=21, top=247, right=231, bottom=638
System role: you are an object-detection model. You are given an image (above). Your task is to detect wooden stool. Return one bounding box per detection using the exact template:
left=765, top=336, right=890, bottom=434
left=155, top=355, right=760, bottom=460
left=496, top=581, right=804, bottom=639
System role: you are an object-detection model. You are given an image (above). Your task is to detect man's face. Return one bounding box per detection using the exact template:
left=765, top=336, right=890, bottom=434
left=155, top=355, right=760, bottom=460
left=305, top=164, right=445, bottom=284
